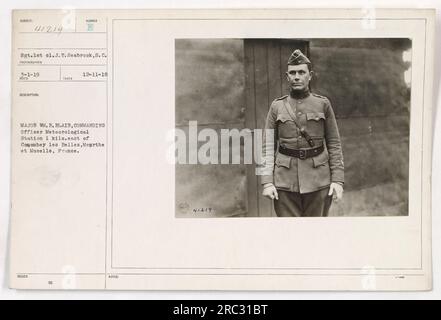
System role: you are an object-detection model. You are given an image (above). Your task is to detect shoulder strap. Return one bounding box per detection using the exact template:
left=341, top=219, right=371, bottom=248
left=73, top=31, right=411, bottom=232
left=275, top=94, right=288, bottom=101
left=282, top=98, right=297, bottom=123
left=282, top=99, right=315, bottom=147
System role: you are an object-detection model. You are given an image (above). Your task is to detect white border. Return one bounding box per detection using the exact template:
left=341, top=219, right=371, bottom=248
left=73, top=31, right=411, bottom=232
left=1, top=0, right=440, bottom=300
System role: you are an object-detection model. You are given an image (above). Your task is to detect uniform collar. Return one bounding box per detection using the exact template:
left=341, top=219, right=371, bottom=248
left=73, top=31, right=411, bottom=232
left=289, top=89, right=311, bottom=100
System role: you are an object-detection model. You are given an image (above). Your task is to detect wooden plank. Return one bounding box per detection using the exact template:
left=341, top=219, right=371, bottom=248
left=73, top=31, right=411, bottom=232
left=243, top=40, right=258, bottom=217
left=266, top=40, right=283, bottom=217
left=254, top=41, right=270, bottom=131
left=280, top=43, right=291, bottom=96
left=253, top=40, right=273, bottom=217
left=267, top=40, right=283, bottom=104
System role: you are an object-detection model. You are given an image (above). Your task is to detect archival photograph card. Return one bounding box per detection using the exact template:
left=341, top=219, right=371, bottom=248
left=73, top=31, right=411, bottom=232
left=9, top=8, right=434, bottom=290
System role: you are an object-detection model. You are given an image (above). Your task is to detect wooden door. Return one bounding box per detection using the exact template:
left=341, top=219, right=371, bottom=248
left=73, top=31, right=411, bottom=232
left=244, top=39, right=310, bottom=217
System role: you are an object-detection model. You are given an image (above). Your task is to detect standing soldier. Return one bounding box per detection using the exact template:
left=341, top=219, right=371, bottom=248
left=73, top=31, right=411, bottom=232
left=260, top=49, right=344, bottom=217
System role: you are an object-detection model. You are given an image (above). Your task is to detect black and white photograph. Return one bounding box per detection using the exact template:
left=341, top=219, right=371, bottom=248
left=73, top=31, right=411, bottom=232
left=175, top=38, right=411, bottom=218
left=6, top=8, right=434, bottom=291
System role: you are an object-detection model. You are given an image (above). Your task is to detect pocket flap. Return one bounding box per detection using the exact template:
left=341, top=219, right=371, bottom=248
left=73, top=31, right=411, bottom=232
left=275, top=153, right=291, bottom=168
left=306, top=112, right=325, bottom=121
left=312, top=150, right=329, bottom=167
left=276, top=113, right=292, bottom=123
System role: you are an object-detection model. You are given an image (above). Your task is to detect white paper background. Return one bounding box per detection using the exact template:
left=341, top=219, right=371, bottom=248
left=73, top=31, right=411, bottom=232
left=1, top=0, right=440, bottom=299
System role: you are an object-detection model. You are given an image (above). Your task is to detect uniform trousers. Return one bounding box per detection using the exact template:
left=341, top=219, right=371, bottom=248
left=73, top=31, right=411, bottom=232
left=274, top=187, right=332, bottom=217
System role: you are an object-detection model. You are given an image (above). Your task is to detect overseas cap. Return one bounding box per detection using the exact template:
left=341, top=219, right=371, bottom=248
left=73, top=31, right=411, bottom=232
left=287, top=49, right=311, bottom=65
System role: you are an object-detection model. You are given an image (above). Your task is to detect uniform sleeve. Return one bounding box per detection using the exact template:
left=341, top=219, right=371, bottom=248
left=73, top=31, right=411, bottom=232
left=258, top=102, right=277, bottom=185
left=324, top=99, right=345, bottom=184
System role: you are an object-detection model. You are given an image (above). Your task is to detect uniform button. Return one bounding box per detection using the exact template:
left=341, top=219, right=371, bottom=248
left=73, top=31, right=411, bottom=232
left=298, top=101, right=302, bottom=104
left=298, top=112, right=302, bottom=115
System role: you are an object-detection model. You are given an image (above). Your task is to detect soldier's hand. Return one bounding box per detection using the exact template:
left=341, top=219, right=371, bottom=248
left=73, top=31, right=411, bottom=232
left=328, top=182, right=344, bottom=202
left=262, top=183, right=279, bottom=200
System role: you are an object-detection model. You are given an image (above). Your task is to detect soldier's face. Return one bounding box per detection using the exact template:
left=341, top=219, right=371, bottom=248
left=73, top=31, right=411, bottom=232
left=286, top=64, right=312, bottom=92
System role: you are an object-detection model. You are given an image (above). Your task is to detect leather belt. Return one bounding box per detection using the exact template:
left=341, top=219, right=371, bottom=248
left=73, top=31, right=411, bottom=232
left=278, top=145, right=324, bottom=160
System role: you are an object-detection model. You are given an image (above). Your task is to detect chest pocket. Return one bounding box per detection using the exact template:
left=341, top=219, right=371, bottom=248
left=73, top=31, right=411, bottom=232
left=276, top=113, right=297, bottom=138
left=306, top=112, right=325, bottom=137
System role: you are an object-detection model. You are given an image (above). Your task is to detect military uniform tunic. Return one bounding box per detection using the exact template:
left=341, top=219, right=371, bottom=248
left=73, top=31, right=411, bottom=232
left=260, top=91, right=344, bottom=216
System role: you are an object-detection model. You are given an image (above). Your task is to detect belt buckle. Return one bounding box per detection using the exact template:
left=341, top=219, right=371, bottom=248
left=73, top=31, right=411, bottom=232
left=299, top=150, right=306, bottom=160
